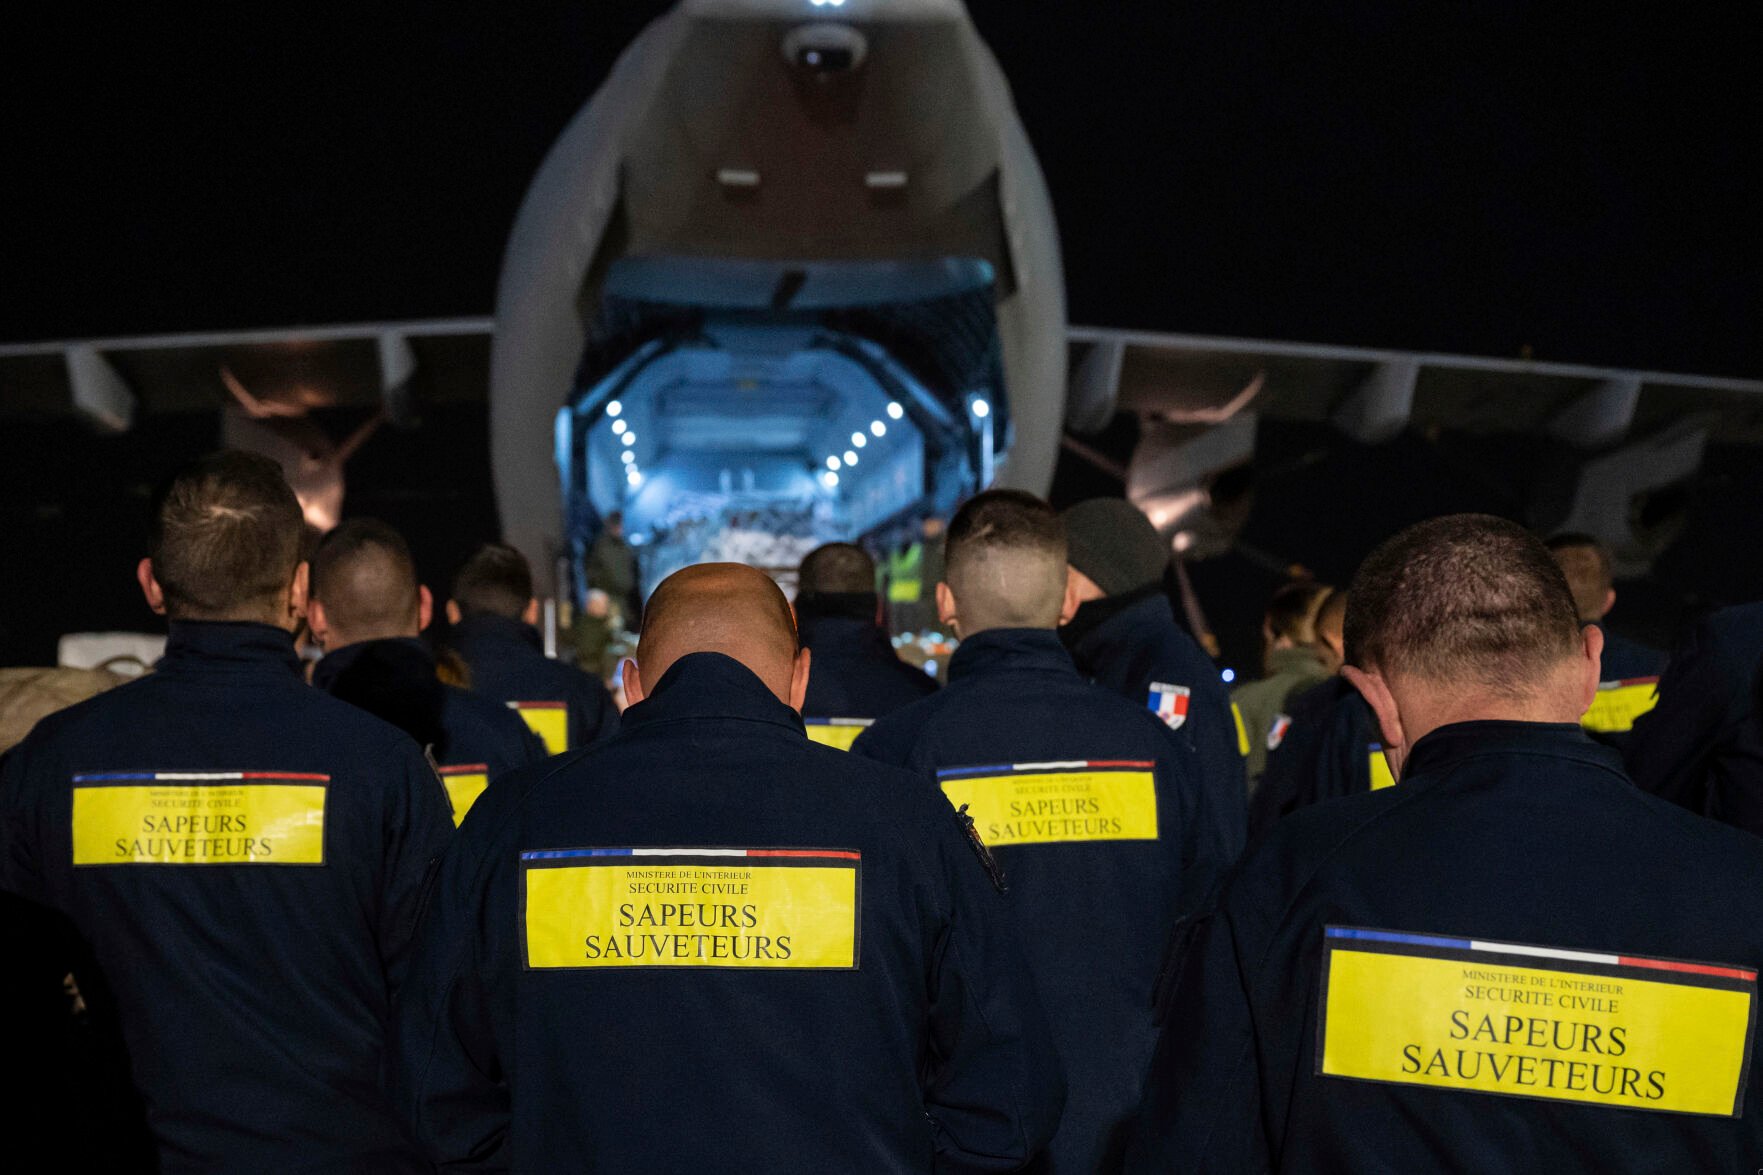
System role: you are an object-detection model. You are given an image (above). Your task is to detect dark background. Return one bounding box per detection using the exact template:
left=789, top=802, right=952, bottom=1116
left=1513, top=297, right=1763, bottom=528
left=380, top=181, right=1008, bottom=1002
left=3, top=4, right=1760, bottom=669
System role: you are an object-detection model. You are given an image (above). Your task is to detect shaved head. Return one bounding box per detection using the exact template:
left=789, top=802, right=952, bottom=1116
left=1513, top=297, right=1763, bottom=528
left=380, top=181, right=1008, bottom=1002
left=633, top=564, right=804, bottom=705
left=942, top=490, right=1068, bottom=635
left=309, top=519, right=422, bottom=647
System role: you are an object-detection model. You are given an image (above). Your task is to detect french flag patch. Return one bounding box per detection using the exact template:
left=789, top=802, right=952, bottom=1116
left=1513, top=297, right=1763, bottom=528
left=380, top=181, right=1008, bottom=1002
left=1148, top=682, right=1191, bottom=731
left=1267, top=714, right=1293, bottom=751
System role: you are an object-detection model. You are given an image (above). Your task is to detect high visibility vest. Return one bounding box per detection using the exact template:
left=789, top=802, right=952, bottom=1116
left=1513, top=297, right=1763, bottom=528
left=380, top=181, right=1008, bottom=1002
left=887, top=543, right=924, bottom=604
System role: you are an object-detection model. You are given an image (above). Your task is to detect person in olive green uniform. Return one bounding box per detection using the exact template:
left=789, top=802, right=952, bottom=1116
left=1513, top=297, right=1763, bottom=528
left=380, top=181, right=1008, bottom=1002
left=1232, top=581, right=1335, bottom=790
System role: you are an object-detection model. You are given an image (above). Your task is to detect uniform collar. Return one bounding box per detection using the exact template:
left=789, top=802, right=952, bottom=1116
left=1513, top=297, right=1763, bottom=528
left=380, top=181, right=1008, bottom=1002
left=797, top=613, right=892, bottom=657
left=621, top=652, right=805, bottom=735
left=1061, top=586, right=1174, bottom=659
left=311, top=636, right=433, bottom=692
left=947, top=627, right=1076, bottom=683
left=160, top=620, right=303, bottom=677
left=450, top=612, right=542, bottom=652
left=1404, top=719, right=1620, bottom=779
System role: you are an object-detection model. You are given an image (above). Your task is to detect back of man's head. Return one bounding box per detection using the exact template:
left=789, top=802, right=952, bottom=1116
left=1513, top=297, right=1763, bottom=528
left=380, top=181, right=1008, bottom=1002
left=943, top=490, right=1068, bottom=634
left=1544, top=532, right=1614, bottom=623
left=147, top=450, right=305, bottom=622
left=635, top=563, right=801, bottom=704
left=798, top=543, right=876, bottom=598
left=451, top=544, right=534, bottom=620
left=310, top=519, right=421, bottom=646
left=1346, top=514, right=1583, bottom=696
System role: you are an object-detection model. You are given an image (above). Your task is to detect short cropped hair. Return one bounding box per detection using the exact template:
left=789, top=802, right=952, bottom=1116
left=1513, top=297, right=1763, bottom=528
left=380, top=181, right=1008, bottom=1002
left=1544, top=532, right=1613, bottom=622
left=310, top=519, right=420, bottom=639
left=147, top=451, right=305, bottom=619
left=798, top=543, right=876, bottom=596
left=1265, top=580, right=1332, bottom=645
left=452, top=544, right=533, bottom=619
left=1346, top=514, right=1582, bottom=694
left=944, top=490, right=1067, bottom=631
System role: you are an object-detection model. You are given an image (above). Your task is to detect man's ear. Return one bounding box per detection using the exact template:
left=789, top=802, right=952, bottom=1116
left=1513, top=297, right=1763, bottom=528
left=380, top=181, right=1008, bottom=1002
left=522, top=597, right=541, bottom=627
left=621, top=657, right=645, bottom=706
left=307, top=599, right=332, bottom=648
left=136, top=558, right=167, bottom=616
left=1602, top=587, right=1617, bottom=619
left=417, top=585, right=434, bottom=632
left=445, top=599, right=462, bottom=626
left=1578, top=622, right=1606, bottom=712
left=1058, top=573, right=1082, bottom=627
left=287, top=562, right=310, bottom=624
left=935, top=582, right=958, bottom=637
left=1342, top=664, right=1407, bottom=775
left=789, top=647, right=812, bottom=713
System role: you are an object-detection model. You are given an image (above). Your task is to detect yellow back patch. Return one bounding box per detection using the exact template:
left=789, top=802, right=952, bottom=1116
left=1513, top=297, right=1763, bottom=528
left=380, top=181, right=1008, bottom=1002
left=1319, top=926, right=1756, bottom=1117
left=522, top=848, right=860, bottom=970
left=1232, top=703, right=1252, bottom=757
left=71, top=774, right=327, bottom=865
left=1369, top=745, right=1398, bottom=791
left=438, top=765, right=489, bottom=827
left=937, top=761, right=1159, bottom=846
left=804, top=719, right=872, bottom=751
left=511, top=702, right=569, bottom=755
left=1581, top=678, right=1660, bottom=734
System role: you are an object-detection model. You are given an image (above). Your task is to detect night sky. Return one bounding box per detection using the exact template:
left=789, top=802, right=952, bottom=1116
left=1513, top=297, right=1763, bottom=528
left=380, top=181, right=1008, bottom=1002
left=6, top=4, right=1759, bottom=376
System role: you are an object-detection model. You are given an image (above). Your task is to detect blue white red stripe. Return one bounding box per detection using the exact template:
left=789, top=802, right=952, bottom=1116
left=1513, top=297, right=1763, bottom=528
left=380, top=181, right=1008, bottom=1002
left=1327, top=927, right=1755, bottom=982
left=521, top=847, right=861, bottom=862
left=1597, top=676, right=1660, bottom=690
left=72, top=771, right=330, bottom=782
left=937, top=760, right=1154, bottom=779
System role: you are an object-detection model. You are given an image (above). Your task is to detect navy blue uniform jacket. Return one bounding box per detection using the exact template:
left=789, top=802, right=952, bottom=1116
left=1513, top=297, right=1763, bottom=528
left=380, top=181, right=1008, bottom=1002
left=1128, top=722, right=1763, bottom=1173
left=1062, top=588, right=1248, bottom=847
left=798, top=609, right=938, bottom=723
left=1627, top=602, right=1763, bottom=814
left=449, top=613, right=619, bottom=754
left=392, top=652, right=1065, bottom=1173
left=0, top=622, right=453, bottom=1172
left=1249, top=677, right=1378, bottom=838
left=314, top=637, right=546, bottom=777
left=852, top=628, right=1243, bottom=1174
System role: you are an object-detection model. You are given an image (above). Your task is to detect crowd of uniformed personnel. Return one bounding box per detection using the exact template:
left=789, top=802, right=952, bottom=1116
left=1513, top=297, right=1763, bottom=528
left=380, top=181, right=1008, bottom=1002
left=4, top=449, right=1763, bottom=1172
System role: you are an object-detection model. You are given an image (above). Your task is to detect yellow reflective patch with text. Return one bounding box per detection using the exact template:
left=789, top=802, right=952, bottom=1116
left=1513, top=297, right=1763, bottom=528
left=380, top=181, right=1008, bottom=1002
left=1319, top=927, right=1757, bottom=1117
left=72, top=774, right=327, bottom=865
left=1581, top=678, right=1660, bottom=734
left=522, top=848, right=860, bottom=970
left=805, top=719, right=872, bottom=751
left=438, top=765, right=489, bottom=827
left=937, top=761, right=1159, bottom=846
left=512, top=702, right=569, bottom=755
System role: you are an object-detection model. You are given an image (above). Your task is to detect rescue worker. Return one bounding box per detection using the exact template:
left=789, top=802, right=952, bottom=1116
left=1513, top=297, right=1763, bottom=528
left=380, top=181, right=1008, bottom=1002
left=1127, top=514, right=1763, bottom=1172
left=1231, top=580, right=1334, bottom=789
left=851, top=490, right=1241, bottom=1173
left=0, top=451, right=450, bottom=1171
left=585, top=509, right=640, bottom=625
left=1058, top=497, right=1247, bottom=844
left=795, top=541, right=937, bottom=748
left=1248, top=590, right=1386, bottom=837
left=1545, top=532, right=1666, bottom=747
left=308, top=518, right=546, bottom=824
left=445, top=542, right=619, bottom=755
left=1626, top=600, right=1763, bottom=814
left=392, top=563, right=1065, bottom=1170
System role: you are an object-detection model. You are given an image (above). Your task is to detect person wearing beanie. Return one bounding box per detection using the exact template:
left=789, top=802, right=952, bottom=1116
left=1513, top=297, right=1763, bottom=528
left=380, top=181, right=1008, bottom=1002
left=1059, top=497, right=1248, bottom=846
left=794, top=542, right=937, bottom=748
